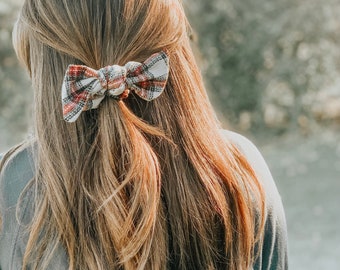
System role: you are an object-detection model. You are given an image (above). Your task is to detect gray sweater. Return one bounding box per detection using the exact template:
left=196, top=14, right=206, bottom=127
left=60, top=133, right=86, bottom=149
left=0, top=131, right=288, bottom=269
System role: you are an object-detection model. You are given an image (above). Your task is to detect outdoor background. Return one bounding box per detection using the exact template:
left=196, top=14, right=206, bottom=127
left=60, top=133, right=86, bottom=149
left=1, top=0, right=339, bottom=269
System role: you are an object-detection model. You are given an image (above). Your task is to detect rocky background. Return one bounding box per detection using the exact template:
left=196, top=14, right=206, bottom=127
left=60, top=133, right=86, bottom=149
left=1, top=0, right=340, bottom=269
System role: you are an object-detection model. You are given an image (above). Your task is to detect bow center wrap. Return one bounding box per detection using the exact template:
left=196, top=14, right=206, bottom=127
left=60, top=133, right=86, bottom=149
left=62, top=51, right=169, bottom=122
left=97, top=65, right=128, bottom=97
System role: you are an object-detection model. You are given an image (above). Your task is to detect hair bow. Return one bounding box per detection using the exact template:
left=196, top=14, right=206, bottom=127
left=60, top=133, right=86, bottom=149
left=61, top=51, right=169, bottom=122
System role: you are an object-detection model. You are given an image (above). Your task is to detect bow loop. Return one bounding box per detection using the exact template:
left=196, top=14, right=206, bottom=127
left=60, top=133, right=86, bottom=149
left=61, top=51, right=169, bottom=122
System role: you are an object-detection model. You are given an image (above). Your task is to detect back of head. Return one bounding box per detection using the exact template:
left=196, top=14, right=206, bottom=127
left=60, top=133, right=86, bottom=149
left=13, top=0, right=264, bottom=269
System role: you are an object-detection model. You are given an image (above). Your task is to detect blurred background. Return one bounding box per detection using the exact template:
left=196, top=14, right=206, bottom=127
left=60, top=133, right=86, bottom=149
left=1, top=0, right=339, bottom=269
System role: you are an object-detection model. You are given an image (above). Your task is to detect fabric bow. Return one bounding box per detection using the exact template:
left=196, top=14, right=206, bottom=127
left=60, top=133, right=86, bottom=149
left=61, top=51, right=169, bottom=122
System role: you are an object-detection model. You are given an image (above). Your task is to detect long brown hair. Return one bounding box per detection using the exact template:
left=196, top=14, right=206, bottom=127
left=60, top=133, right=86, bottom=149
left=12, top=0, right=264, bottom=269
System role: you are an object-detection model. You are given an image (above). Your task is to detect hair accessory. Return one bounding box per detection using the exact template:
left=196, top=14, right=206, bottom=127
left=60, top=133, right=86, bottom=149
left=61, top=51, right=169, bottom=122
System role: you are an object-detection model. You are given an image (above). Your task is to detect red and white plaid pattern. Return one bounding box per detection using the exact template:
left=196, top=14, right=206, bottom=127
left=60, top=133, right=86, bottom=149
left=62, top=51, right=169, bottom=122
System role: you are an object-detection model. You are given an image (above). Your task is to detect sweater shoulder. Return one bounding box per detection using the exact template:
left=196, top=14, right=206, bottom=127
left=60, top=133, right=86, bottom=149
left=0, top=144, right=35, bottom=211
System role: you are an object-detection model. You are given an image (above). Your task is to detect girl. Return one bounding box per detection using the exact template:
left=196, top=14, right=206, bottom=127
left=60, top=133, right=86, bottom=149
left=0, top=0, right=288, bottom=269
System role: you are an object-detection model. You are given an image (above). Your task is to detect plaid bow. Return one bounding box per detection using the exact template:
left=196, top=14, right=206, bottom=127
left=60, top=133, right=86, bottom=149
left=62, top=51, right=169, bottom=122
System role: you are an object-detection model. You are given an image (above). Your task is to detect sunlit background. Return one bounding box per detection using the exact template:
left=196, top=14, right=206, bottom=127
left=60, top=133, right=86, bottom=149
left=1, top=0, right=339, bottom=269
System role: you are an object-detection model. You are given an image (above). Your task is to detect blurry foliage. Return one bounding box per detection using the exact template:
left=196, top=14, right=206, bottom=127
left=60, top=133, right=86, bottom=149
left=186, top=0, right=340, bottom=134
left=1, top=0, right=340, bottom=150
left=0, top=0, right=32, bottom=151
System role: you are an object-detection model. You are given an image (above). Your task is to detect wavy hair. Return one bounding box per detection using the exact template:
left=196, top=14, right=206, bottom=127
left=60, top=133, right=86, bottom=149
left=12, top=0, right=264, bottom=269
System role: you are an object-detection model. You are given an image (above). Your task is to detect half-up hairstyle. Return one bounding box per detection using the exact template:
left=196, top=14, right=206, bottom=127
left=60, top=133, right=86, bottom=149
left=12, top=0, right=265, bottom=269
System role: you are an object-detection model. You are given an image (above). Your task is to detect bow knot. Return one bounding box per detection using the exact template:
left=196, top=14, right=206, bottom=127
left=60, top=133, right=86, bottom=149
left=62, top=51, right=169, bottom=122
left=97, top=65, right=128, bottom=95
